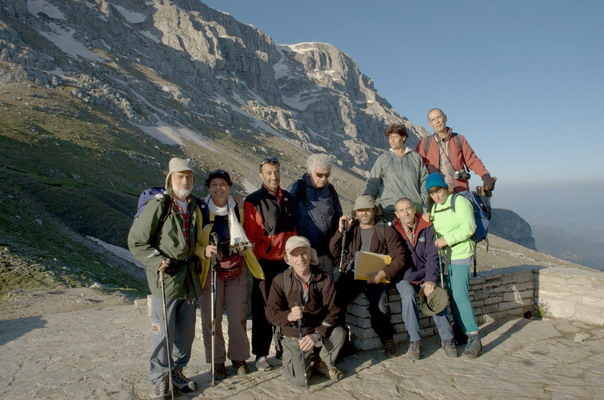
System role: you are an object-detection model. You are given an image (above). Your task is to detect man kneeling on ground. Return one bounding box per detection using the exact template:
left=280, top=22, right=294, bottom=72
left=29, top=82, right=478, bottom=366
left=266, top=236, right=345, bottom=387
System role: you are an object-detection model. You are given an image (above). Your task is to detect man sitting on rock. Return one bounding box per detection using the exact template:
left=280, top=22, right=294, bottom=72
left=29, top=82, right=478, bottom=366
left=266, top=236, right=345, bottom=387
left=329, top=195, right=407, bottom=358
left=392, top=198, right=458, bottom=359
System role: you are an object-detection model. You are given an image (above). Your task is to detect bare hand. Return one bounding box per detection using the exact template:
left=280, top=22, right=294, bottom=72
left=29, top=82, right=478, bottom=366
left=233, top=195, right=244, bottom=208
left=158, top=258, right=170, bottom=273
left=288, top=305, right=304, bottom=322
left=368, top=269, right=387, bottom=284
left=434, top=238, right=448, bottom=249
left=205, top=245, right=218, bottom=258
left=338, top=215, right=353, bottom=233
left=299, top=334, right=319, bottom=352
left=423, top=281, right=436, bottom=296
left=422, top=211, right=431, bottom=222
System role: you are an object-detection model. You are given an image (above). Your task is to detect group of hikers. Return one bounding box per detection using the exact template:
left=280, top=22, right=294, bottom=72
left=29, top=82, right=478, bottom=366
left=128, top=108, right=496, bottom=399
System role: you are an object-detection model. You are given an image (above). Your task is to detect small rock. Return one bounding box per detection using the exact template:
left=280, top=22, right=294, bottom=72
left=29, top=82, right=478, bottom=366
left=574, top=333, right=590, bottom=343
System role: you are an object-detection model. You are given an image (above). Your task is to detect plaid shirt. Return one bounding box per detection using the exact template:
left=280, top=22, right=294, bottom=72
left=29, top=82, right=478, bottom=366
left=172, top=198, right=191, bottom=244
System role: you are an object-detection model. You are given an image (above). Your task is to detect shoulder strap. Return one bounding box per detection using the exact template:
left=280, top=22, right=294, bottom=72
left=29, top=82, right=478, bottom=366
left=295, top=179, right=307, bottom=205
left=375, top=224, right=387, bottom=254
left=150, top=194, right=172, bottom=246
left=423, top=134, right=436, bottom=155
left=452, top=132, right=463, bottom=149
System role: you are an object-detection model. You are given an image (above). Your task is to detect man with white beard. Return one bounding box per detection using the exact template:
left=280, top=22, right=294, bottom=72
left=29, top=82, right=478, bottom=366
left=129, top=157, right=203, bottom=399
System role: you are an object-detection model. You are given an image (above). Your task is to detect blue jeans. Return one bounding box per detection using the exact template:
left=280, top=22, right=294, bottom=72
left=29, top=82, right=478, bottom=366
left=149, top=296, right=197, bottom=385
left=396, top=280, right=454, bottom=342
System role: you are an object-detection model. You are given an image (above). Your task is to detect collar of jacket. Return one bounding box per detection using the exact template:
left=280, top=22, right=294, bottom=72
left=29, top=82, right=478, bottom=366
left=393, top=214, right=432, bottom=247
left=261, top=184, right=283, bottom=201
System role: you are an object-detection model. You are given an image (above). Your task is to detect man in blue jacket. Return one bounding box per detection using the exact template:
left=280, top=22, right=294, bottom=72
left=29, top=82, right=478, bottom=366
left=288, top=154, right=342, bottom=276
left=392, top=197, right=457, bottom=360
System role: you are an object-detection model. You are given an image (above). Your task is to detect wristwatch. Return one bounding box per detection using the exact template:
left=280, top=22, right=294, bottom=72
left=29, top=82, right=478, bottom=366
left=314, top=332, right=322, bottom=340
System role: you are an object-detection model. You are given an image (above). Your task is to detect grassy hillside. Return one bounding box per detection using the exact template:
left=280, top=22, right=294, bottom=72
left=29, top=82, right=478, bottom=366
left=0, top=80, right=368, bottom=300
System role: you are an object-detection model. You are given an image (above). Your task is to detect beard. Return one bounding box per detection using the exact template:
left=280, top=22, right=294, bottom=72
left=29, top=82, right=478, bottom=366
left=172, top=186, right=192, bottom=199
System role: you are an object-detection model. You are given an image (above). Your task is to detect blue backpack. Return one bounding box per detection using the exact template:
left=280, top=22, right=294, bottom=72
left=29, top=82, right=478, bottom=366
left=450, top=190, right=492, bottom=243
left=432, top=190, right=492, bottom=244
left=134, top=186, right=206, bottom=233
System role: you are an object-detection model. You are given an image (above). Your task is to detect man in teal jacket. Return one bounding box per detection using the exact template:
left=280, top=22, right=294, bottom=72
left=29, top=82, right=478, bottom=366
left=128, top=157, right=202, bottom=399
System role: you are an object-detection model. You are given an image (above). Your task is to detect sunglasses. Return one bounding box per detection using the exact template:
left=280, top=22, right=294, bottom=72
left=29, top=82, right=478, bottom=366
left=260, top=157, right=280, bottom=167
left=314, top=172, right=330, bottom=178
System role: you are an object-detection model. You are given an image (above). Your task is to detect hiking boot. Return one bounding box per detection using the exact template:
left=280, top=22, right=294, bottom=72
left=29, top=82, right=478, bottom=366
left=442, top=339, right=458, bottom=358
left=254, top=356, right=272, bottom=371
left=152, top=376, right=170, bottom=399
left=173, top=367, right=198, bottom=393
left=275, top=349, right=283, bottom=360
left=313, top=360, right=344, bottom=381
left=232, top=360, right=250, bottom=375
left=406, top=340, right=421, bottom=360
left=383, top=339, right=398, bottom=358
left=463, top=335, right=482, bottom=358
left=213, top=363, right=227, bottom=380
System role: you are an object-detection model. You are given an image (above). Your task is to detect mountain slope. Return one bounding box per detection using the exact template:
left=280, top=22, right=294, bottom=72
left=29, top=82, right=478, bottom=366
left=532, top=224, right=604, bottom=272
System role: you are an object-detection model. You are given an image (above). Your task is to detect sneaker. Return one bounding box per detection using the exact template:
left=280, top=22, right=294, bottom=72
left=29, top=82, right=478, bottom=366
left=232, top=360, right=250, bottom=375
left=463, top=335, right=482, bottom=358
left=406, top=340, right=421, bottom=360
left=383, top=339, right=398, bottom=358
left=152, top=376, right=170, bottom=399
left=213, top=363, right=227, bottom=380
left=254, top=356, right=272, bottom=371
left=313, top=360, right=344, bottom=381
left=173, top=367, right=198, bottom=393
left=442, top=339, right=458, bottom=358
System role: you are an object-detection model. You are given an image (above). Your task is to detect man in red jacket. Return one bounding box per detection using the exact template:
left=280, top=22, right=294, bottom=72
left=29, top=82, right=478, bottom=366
left=243, top=157, right=297, bottom=371
left=416, top=108, right=496, bottom=193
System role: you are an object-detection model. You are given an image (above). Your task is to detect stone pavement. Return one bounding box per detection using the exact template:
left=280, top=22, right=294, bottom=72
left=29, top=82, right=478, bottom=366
left=1, top=303, right=603, bottom=400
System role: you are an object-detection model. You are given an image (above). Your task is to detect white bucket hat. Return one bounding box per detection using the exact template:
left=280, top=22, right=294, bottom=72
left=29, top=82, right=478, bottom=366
left=165, top=157, right=194, bottom=190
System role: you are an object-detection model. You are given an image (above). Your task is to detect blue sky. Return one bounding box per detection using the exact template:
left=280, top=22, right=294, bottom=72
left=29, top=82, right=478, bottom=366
left=202, top=0, right=603, bottom=236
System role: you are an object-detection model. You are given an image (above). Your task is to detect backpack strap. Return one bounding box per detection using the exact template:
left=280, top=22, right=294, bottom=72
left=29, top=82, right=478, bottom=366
left=150, top=194, right=172, bottom=246
left=423, top=134, right=435, bottom=155
left=374, top=224, right=387, bottom=255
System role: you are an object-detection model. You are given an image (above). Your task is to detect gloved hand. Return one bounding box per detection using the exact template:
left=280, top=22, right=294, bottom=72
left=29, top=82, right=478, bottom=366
left=481, top=174, right=496, bottom=192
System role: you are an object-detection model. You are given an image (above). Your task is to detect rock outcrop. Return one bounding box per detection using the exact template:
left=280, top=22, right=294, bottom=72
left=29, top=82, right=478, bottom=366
left=490, top=208, right=536, bottom=250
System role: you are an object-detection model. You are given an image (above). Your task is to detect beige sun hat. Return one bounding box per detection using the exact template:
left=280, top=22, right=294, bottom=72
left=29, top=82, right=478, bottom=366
left=351, top=195, right=382, bottom=217
left=285, top=236, right=319, bottom=265
left=165, top=157, right=194, bottom=190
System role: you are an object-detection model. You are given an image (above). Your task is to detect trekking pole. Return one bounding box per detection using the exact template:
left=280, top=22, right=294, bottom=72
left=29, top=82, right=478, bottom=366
left=338, top=219, right=348, bottom=274
left=209, top=232, right=220, bottom=387
left=437, top=249, right=445, bottom=289
left=294, top=302, right=309, bottom=393
left=159, top=269, right=175, bottom=400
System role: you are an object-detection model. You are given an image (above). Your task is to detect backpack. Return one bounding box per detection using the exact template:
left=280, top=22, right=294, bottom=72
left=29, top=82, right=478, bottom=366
left=133, top=186, right=204, bottom=241
left=432, top=190, right=492, bottom=243
left=423, top=132, right=463, bottom=156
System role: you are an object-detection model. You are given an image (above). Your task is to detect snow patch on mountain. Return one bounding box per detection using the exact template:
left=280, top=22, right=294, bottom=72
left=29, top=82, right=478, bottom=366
left=27, top=0, right=65, bottom=20
left=38, top=23, right=105, bottom=63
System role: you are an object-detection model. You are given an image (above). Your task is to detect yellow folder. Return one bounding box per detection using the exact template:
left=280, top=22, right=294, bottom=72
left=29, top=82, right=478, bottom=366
left=353, top=251, right=392, bottom=283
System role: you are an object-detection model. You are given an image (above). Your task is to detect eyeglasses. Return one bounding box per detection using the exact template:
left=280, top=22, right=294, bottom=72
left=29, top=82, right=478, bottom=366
left=260, top=157, right=280, bottom=167
left=314, top=172, right=330, bottom=179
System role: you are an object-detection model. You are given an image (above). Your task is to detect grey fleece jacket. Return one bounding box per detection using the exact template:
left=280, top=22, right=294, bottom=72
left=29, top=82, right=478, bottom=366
left=363, top=148, right=428, bottom=215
